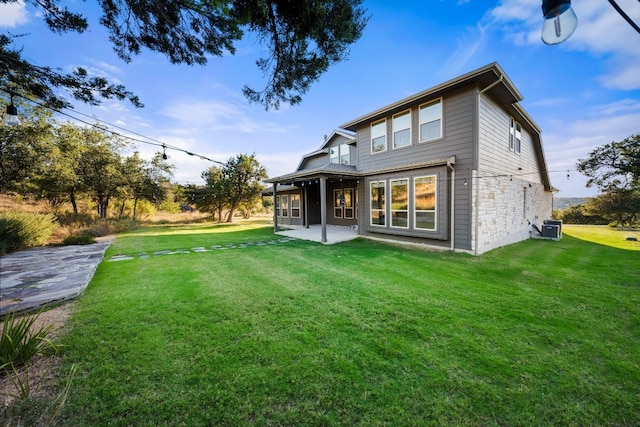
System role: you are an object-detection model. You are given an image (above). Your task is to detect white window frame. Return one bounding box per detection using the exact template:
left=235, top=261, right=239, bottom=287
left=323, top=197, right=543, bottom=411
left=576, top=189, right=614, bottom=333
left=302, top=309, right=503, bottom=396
left=419, top=99, right=442, bottom=142
left=334, top=188, right=355, bottom=219
left=340, top=144, right=350, bottom=165
left=414, top=175, right=437, bottom=231
left=330, top=144, right=350, bottom=165
left=371, top=119, right=387, bottom=154
left=333, top=189, right=343, bottom=218
left=510, top=117, right=522, bottom=154
left=290, top=194, right=301, bottom=218
left=330, top=146, right=339, bottom=164
left=390, top=179, right=409, bottom=229
left=279, top=194, right=289, bottom=217
left=370, top=181, right=386, bottom=227
left=393, top=110, right=412, bottom=149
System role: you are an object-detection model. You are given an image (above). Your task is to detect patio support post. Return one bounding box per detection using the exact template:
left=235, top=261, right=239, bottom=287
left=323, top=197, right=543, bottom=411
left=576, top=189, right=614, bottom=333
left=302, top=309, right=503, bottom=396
left=273, top=183, right=278, bottom=233
left=319, top=176, right=327, bottom=243
left=304, top=186, right=309, bottom=228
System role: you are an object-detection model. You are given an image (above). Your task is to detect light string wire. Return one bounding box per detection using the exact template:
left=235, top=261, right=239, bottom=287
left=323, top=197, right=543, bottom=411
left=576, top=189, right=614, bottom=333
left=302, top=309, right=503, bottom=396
left=1, top=89, right=226, bottom=166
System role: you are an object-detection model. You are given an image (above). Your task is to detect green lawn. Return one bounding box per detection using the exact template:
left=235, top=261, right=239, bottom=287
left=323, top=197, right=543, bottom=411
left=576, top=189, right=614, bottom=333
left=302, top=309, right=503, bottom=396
left=50, top=223, right=640, bottom=425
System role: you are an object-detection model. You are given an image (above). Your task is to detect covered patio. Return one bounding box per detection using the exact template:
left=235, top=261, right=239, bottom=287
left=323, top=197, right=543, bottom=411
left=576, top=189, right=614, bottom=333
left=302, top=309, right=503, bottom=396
left=275, top=224, right=359, bottom=245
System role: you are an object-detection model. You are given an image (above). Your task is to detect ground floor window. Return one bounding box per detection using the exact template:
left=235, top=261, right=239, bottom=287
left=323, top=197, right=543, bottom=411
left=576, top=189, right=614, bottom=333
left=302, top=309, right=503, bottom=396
left=391, top=179, right=409, bottom=228
left=334, top=188, right=355, bottom=219
left=279, top=194, right=289, bottom=217
left=291, top=194, right=300, bottom=218
left=414, top=175, right=436, bottom=230
left=370, top=181, right=385, bottom=226
left=368, top=175, right=438, bottom=232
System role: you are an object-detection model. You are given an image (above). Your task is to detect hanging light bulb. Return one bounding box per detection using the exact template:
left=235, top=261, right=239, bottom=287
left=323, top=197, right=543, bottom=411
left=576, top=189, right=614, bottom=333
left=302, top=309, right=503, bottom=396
left=541, top=0, right=578, bottom=45
left=3, top=94, right=20, bottom=126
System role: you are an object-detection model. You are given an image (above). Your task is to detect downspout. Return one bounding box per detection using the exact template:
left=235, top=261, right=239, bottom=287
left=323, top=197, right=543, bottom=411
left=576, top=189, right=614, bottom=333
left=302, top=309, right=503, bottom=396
left=272, top=182, right=278, bottom=233
left=447, top=161, right=455, bottom=251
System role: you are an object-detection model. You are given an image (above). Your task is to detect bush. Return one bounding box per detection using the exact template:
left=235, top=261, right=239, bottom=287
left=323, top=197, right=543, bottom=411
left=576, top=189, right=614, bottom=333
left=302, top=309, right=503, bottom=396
left=158, top=200, right=181, bottom=214
left=62, top=234, right=96, bottom=246
left=0, top=212, right=58, bottom=255
left=555, top=205, right=608, bottom=225
left=0, top=311, right=57, bottom=372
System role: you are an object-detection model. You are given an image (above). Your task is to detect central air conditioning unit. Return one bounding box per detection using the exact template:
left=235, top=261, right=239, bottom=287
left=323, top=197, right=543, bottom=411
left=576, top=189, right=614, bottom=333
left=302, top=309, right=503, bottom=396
left=543, top=219, right=563, bottom=238
left=542, top=224, right=559, bottom=239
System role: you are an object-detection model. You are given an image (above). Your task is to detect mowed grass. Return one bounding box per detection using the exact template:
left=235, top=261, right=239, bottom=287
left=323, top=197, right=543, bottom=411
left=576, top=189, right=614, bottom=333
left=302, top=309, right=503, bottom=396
left=55, top=224, right=640, bottom=426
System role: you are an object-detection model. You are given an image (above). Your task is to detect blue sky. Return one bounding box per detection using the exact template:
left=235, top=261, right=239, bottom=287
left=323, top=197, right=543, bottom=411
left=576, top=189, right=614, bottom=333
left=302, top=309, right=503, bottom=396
left=2, top=0, right=639, bottom=197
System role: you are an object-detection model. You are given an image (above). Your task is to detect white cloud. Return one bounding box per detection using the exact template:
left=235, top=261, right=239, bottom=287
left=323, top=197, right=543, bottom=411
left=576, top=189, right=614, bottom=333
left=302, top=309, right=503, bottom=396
left=68, top=60, right=125, bottom=85
left=160, top=98, right=291, bottom=134
left=0, top=1, right=28, bottom=27
left=488, top=0, right=640, bottom=89
left=541, top=100, right=640, bottom=195
left=443, top=23, right=489, bottom=73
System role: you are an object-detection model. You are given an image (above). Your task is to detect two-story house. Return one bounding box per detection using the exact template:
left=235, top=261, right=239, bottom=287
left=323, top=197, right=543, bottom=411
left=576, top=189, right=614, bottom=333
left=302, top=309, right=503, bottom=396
left=266, top=62, right=554, bottom=254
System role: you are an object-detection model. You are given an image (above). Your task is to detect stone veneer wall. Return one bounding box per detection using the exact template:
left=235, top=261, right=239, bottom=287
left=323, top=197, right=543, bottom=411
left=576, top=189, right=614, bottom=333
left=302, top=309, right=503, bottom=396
left=470, top=170, right=553, bottom=254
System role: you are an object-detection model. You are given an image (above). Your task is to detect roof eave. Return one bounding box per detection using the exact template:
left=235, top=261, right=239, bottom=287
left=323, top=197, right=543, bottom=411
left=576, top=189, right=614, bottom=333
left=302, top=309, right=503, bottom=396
left=340, top=62, right=522, bottom=131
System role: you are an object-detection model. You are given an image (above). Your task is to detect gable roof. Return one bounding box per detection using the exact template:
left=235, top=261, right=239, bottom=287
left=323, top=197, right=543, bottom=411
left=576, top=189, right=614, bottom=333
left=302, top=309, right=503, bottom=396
left=294, top=129, right=356, bottom=172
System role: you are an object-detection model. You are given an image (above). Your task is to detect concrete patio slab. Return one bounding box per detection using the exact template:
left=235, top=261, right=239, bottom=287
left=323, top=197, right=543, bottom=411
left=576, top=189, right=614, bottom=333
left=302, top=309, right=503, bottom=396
left=275, top=224, right=359, bottom=245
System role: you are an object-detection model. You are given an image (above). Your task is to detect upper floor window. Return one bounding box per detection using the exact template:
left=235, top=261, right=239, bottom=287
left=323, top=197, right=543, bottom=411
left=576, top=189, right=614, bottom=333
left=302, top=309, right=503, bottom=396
left=330, top=144, right=351, bottom=165
left=509, top=117, right=522, bottom=154
left=371, top=119, right=387, bottom=154
left=393, top=110, right=411, bottom=149
left=419, top=99, right=442, bottom=142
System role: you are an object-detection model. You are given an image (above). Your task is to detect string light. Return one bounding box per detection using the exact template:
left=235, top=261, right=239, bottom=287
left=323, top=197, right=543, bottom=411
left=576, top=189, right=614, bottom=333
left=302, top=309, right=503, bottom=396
left=1, top=90, right=225, bottom=166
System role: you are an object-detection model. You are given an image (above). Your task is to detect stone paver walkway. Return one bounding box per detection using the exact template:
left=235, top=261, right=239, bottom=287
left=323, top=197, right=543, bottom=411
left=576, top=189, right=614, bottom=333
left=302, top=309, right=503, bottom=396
left=0, top=237, right=113, bottom=316
left=0, top=236, right=300, bottom=316
left=107, top=237, right=297, bottom=262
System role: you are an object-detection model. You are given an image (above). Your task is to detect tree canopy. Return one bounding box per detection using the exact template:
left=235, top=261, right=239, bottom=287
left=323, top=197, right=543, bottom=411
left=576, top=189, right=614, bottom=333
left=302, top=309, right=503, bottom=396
left=1, top=0, right=368, bottom=110
left=576, top=132, right=640, bottom=226
left=577, top=133, right=640, bottom=193
left=186, top=153, right=267, bottom=222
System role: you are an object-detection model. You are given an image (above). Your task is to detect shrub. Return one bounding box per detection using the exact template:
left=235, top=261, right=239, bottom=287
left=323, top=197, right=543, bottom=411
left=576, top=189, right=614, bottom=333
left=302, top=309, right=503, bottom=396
left=158, top=200, right=181, bottom=214
left=62, top=234, right=96, bottom=246
left=0, top=212, right=58, bottom=255
left=555, top=205, right=608, bottom=225
left=86, top=219, right=137, bottom=237
left=0, top=311, right=58, bottom=372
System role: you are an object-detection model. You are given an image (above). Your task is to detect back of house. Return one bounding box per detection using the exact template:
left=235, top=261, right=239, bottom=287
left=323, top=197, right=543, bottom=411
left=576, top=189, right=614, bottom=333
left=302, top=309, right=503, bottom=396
left=267, top=62, right=554, bottom=254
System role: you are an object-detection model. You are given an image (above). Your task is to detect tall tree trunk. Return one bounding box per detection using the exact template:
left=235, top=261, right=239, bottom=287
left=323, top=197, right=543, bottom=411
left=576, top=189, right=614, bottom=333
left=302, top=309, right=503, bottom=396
left=69, top=191, right=78, bottom=216
left=225, top=208, right=234, bottom=223
left=133, top=197, right=138, bottom=220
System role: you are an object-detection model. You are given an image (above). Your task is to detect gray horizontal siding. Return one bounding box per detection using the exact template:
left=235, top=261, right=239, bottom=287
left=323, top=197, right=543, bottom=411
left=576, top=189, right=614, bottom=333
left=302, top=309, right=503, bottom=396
left=352, top=88, right=476, bottom=250
left=355, top=89, right=475, bottom=173
left=478, top=94, right=542, bottom=183
left=302, top=155, right=329, bottom=170
left=299, top=134, right=357, bottom=171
